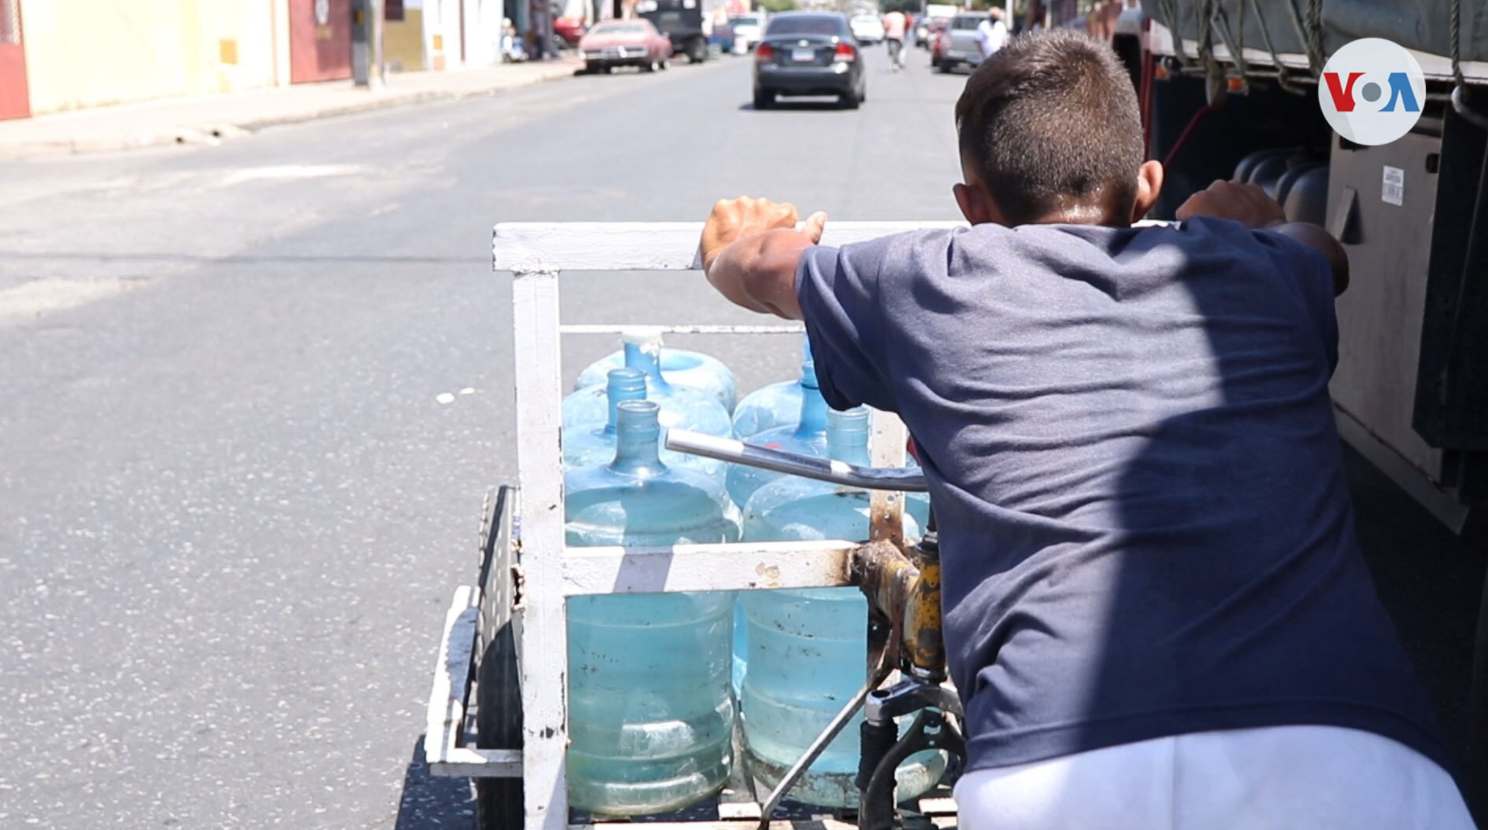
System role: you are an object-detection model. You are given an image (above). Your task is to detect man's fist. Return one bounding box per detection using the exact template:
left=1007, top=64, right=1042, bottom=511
left=700, top=197, right=827, bottom=273
left=1175, top=180, right=1288, bottom=229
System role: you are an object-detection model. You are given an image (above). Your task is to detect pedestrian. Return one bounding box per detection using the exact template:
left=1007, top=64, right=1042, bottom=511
left=882, top=6, right=908, bottom=71
left=974, top=7, right=1008, bottom=61
left=696, top=29, right=1474, bottom=830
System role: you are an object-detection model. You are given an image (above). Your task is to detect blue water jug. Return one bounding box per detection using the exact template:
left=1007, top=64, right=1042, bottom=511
left=565, top=400, right=742, bottom=815
left=564, top=368, right=727, bottom=483
left=576, top=328, right=738, bottom=410
left=737, top=408, right=945, bottom=808
left=725, top=363, right=829, bottom=508
left=732, top=336, right=814, bottom=439
left=565, top=335, right=734, bottom=443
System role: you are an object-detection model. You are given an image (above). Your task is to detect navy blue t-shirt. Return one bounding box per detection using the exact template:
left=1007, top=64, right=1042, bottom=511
left=794, top=217, right=1450, bottom=774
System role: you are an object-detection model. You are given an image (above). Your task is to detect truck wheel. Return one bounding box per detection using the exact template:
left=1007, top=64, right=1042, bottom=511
left=475, top=620, right=523, bottom=830
left=686, top=36, right=708, bottom=63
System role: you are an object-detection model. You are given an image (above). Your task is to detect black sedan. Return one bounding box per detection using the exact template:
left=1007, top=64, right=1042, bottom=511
left=752, top=12, right=865, bottom=110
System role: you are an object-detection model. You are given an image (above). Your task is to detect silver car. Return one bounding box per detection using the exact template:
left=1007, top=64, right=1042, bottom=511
left=937, top=12, right=987, bottom=73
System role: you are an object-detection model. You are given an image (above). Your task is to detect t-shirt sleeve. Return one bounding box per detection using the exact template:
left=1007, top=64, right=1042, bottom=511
left=794, top=240, right=899, bottom=413
left=1251, top=227, right=1340, bottom=373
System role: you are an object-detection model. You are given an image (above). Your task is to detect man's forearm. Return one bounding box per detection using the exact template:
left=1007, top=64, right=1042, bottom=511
left=703, top=228, right=812, bottom=320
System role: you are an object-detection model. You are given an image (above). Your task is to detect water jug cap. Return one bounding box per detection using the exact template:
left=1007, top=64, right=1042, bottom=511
left=620, top=327, right=665, bottom=348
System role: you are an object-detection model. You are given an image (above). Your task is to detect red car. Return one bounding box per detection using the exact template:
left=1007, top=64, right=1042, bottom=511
left=554, top=17, right=587, bottom=47
left=579, top=19, right=674, bottom=73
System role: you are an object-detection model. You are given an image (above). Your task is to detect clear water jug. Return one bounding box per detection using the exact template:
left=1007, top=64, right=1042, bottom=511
left=731, top=336, right=814, bottom=439
left=564, top=334, right=734, bottom=442
left=565, top=400, right=742, bottom=815
left=725, top=362, right=829, bottom=508
left=576, top=328, right=738, bottom=410
left=737, top=408, right=945, bottom=808
left=564, top=368, right=727, bottom=483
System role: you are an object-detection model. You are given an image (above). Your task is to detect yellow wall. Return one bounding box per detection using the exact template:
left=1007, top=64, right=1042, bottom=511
left=384, top=9, right=426, bottom=72
left=21, top=0, right=281, bottom=115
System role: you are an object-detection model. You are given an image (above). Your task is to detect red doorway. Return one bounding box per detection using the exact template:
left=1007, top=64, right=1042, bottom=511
left=0, top=0, right=30, bottom=121
left=289, top=0, right=353, bottom=83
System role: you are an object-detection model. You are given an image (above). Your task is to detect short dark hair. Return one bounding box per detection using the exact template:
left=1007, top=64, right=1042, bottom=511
left=955, top=30, right=1144, bottom=225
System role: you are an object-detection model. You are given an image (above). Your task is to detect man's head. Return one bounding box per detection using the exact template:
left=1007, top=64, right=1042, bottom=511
left=987, top=7, right=1004, bottom=20
left=953, top=30, right=1161, bottom=227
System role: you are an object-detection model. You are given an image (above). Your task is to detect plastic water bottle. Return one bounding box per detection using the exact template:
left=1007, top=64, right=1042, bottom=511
left=575, top=328, right=738, bottom=411
left=564, top=334, right=734, bottom=443
left=732, top=335, right=814, bottom=439
left=725, top=363, right=829, bottom=508
left=564, top=400, right=742, bottom=815
left=737, top=408, right=945, bottom=808
left=564, top=369, right=727, bottom=483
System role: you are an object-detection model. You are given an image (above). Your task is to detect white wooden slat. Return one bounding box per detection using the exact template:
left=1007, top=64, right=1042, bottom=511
left=512, top=270, right=571, bottom=830
left=493, top=221, right=967, bottom=273
left=869, top=409, right=909, bottom=546
left=561, top=541, right=858, bottom=596
left=431, top=747, right=524, bottom=778
left=425, top=586, right=479, bottom=768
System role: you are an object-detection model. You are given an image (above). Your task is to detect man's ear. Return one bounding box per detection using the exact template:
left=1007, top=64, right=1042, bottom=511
left=1130, top=160, right=1164, bottom=222
left=954, top=182, right=998, bottom=225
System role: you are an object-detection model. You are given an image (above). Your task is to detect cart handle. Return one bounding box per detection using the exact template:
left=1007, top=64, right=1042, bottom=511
left=665, top=430, right=930, bottom=492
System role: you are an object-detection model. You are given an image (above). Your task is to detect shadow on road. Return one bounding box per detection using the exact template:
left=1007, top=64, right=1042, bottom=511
left=395, top=736, right=477, bottom=830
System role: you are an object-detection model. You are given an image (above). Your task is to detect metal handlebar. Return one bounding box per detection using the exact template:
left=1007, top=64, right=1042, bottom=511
left=663, top=430, right=929, bottom=491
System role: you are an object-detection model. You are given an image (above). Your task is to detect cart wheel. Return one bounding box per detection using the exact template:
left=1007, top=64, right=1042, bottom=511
left=476, top=620, right=523, bottom=830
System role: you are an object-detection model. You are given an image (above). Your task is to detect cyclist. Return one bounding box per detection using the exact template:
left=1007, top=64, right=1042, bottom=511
left=882, top=7, right=908, bottom=71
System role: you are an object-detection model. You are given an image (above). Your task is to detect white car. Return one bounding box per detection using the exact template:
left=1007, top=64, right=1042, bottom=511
left=730, top=14, right=764, bottom=53
left=849, top=14, right=885, bottom=44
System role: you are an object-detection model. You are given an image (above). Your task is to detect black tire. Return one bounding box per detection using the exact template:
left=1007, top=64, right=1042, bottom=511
left=686, top=36, right=708, bottom=63
left=642, top=59, right=657, bottom=72
left=603, top=65, right=614, bottom=74
left=937, top=58, right=951, bottom=74
left=475, top=621, right=523, bottom=830
left=753, top=89, right=773, bottom=109
left=584, top=61, right=598, bottom=74
left=840, top=89, right=860, bottom=110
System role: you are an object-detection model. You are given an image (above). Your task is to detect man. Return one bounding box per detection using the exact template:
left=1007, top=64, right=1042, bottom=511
left=698, top=30, right=1472, bottom=830
left=974, top=6, right=1008, bottom=61
left=882, top=7, right=908, bottom=71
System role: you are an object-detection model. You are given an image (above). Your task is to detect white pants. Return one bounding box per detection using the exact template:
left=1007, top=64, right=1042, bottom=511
left=953, top=726, right=1476, bottom=830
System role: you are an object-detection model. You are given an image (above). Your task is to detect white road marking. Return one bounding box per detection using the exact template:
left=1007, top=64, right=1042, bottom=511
left=219, top=165, right=366, bottom=186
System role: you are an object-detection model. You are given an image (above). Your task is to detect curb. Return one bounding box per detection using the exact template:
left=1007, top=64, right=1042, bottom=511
left=0, top=62, right=583, bottom=159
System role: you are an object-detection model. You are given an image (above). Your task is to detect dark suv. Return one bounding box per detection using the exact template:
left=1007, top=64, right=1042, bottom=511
left=635, top=0, right=709, bottom=63
left=752, top=12, right=865, bottom=110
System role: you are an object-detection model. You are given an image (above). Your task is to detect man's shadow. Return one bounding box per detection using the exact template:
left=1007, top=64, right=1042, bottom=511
left=393, top=736, right=477, bottom=830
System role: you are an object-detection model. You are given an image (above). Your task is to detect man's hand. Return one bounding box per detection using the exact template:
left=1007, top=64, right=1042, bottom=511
left=700, top=197, right=827, bottom=319
left=1176, top=179, right=1349, bottom=296
left=1175, top=180, right=1287, bottom=229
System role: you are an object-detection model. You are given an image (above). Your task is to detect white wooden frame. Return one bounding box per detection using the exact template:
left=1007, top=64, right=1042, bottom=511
left=428, top=221, right=964, bottom=830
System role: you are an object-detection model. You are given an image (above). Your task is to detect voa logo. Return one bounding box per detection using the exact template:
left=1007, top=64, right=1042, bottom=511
left=1318, top=38, right=1427, bottom=145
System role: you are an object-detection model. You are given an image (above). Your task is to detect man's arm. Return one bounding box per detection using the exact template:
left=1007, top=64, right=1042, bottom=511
left=699, top=197, right=828, bottom=320
left=1176, top=180, right=1349, bottom=296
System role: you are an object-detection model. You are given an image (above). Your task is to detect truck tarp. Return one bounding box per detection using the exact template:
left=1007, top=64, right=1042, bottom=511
left=1139, top=0, right=1488, bottom=66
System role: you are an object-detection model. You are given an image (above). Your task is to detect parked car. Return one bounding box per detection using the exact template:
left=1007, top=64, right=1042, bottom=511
left=753, top=12, right=865, bottom=110
left=849, top=13, right=885, bottom=44
left=937, top=11, right=987, bottom=73
left=730, top=14, right=765, bottom=53
left=579, top=20, right=674, bottom=73
left=553, top=16, right=587, bottom=47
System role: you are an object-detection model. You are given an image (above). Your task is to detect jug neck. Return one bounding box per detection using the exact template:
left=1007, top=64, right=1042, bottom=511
left=610, top=401, right=666, bottom=475
left=826, top=408, right=871, bottom=466
left=794, top=378, right=828, bottom=438
left=604, top=368, right=647, bottom=437
left=622, top=340, right=672, bottom=393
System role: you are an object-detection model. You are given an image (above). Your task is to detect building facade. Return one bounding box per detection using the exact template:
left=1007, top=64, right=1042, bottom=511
left=0, top=0, right=516, bottom=122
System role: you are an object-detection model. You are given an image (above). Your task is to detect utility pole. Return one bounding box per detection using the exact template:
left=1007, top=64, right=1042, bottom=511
left=352, top=0, right=385, bottom=88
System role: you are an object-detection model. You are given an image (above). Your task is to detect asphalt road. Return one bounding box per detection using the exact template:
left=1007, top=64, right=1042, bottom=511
left=0, top=46, right=1482, bottom=830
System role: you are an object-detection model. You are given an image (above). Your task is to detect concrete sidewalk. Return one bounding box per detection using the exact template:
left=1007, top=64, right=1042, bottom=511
left=0, top=59, right=583, bottom=158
